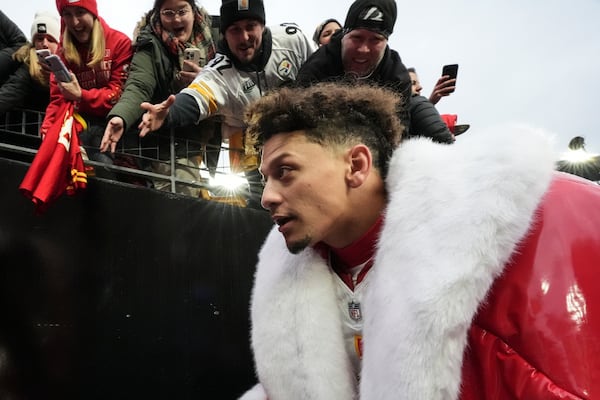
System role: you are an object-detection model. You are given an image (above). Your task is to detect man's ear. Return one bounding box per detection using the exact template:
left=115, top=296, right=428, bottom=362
left=346, top=144, right=372, bottom=188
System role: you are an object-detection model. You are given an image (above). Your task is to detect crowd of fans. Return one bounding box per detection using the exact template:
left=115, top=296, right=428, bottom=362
left=2, top=0, right=467, bottom=211
left=2, top=2, right=599, bottom=399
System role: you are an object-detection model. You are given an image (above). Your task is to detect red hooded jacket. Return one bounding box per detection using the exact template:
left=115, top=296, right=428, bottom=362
left=41, top=16, right=131, bottom=135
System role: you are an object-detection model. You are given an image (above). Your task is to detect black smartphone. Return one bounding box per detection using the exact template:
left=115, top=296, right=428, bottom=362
left=442, top=64, right=459, bottom=93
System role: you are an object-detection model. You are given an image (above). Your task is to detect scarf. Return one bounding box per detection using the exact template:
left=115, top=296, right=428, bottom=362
left=149, top=6, right=216, bottom=71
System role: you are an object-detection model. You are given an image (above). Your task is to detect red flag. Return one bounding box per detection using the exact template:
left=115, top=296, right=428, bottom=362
left=19, top=102, right=88, bottom=213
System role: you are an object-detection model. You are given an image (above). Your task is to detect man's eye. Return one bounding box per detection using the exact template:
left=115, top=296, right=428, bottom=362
left=278, top=167, right=292, bottom=179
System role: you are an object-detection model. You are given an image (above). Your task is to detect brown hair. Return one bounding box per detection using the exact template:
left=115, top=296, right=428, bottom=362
left=244, top=82, right=405, bottom=179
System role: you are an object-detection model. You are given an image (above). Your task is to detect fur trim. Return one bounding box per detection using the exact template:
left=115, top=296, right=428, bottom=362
left=238, top=383, right=267, bottom=400
left=249, top=229, right=357, bottom=399
left=243, top=125, right=557, bottom=400
left=360, top=125, right=556, bottom=399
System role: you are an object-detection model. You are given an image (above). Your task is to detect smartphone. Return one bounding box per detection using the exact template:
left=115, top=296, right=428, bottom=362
left=183, top=48, right=204, bottom=72
left=44, top=54, right=72, bottom=83
left=442, top=64, right=459, bottom=93
left=36, top=49, right=51, bottom=59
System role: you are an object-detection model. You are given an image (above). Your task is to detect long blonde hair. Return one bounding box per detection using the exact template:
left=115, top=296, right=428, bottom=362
left=61, top=18, right=105, bottom=68
left=12, top=44, right=50, bottom=86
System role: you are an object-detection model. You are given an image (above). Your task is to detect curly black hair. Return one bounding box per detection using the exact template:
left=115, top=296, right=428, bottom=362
left=244, top=82, right=405, bottom=179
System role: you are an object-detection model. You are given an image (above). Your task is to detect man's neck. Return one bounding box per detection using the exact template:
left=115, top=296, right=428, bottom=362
left=331, top=214, right=383, bottom=269
left=314, top=214, right=384, bottom=270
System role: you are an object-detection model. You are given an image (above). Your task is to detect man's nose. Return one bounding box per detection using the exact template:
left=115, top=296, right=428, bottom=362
left=260, top=181, right=278, bottom=211
left=356, top=40, right=370, bottom=52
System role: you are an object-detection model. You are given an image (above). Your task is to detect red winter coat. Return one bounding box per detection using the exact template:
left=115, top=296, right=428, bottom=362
left=41, top=17, right=131, bottom=135
left=462, top=173, right=600, bottom=399
left=238, top=129, right=600, bottom=400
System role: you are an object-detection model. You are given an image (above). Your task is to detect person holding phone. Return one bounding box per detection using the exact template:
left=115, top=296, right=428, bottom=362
left=295, top=0, right=453, bottom=144
left=0, top=10, right=60, bottom=114
left=429, top=64, right=458, bottom=105
left=406, top=67, right=455, bottom=143
left=130, top=0, right=315, bottom=203
left=38, top=0, right=132, bottom=166
left=20, top=0, right=133, bottom=209
left=100, top=0, right=216, bottom=195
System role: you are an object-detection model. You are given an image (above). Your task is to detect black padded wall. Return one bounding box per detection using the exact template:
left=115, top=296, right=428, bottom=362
left=0, top=156, right=273, bottom=399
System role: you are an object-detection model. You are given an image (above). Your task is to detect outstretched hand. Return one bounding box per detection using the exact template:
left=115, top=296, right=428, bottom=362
left=138, top=95, right=176, bottom=137
left=100, top=116, right=125, bottom=153
left=429, top=75, right=456, bottom=105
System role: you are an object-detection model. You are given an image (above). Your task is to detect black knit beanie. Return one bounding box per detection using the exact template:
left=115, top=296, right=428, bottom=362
left=344, top=0, right=397, bottom=37
left=220, top=0, right=265, bottom=33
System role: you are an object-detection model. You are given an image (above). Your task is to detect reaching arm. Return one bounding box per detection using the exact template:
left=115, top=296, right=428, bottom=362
left=429, top=75, right=456, bottom=105
left=138, top=94, right=176, bottom=137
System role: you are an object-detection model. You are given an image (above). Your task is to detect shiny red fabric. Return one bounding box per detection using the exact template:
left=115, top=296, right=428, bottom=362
left=19, top=102, right=87, bottom=213
left=440, top=114, right=457, bottom=133
left=461, top=173, right=600, bottom=399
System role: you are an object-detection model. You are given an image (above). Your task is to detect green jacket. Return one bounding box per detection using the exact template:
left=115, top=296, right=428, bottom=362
left=108, top=14, right=215, bottom=133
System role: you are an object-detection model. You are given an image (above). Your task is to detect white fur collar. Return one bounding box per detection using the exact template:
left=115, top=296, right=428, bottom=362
left=245, top=126, right=557, bottom=400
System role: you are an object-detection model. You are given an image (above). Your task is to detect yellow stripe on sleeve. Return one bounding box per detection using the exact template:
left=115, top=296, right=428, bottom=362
left=188, top=81, right=219, bottom=114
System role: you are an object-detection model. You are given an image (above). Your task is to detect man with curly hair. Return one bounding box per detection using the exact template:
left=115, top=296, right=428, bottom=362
left=238, top=82, right=600, bottom=399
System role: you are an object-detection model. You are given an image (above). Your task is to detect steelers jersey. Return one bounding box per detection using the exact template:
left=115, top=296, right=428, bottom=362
left=180, top=24, right=314, bottom=130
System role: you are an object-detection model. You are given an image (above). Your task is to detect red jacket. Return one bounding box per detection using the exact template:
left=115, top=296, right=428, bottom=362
left=41, top=17, right=131, bottom=134
left=462, top=173, right=600, bottom=399
left=239, top=128, right=600, bottom=400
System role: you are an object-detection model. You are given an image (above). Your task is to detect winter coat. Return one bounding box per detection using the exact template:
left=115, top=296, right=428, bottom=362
left=294, top=30, right=411, bottom=132
left=108, top=10, right=215, bottom=132
left=239, top=126, right=600, bottom=399
left=170, top=24, right=314, bottom=132
left=408, top=94, right=454, bottom=144
left=0, top=10, right=26, bottom=83
left=41, top=17, right=132, bottom=135
left=0, top=48, right=51, bottom=113
left=295, top=31, right=455, bottom=144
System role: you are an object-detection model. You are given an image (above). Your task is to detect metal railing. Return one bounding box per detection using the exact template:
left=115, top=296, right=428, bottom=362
left=0, top=108, right=252, bottom=207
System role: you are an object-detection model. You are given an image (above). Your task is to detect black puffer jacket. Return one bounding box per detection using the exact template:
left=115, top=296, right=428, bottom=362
left=0, top=57, right=50, bottom=113
left=408, top=94, right=454, bottom=144
left=295, top=30, right=411, bottom=130
left=295, top=30, right=453, bottom=144
left=0, top=10, right=27, bottom=85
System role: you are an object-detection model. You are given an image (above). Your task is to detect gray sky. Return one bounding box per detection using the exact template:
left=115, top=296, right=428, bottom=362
left=4, top=0, right=600, bottom=153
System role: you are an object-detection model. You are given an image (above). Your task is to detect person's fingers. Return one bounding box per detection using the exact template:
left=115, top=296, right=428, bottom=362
left=138, top=116, right=150, bottom=137
left=140, top=101, right=152, bottom=112
left=164, top=94, right=176, bottom=109
left=99, top=138, right=109, bottom=152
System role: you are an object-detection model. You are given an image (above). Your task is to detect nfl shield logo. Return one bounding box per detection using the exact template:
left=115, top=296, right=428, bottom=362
left=348, top=301, right=362, bottom=321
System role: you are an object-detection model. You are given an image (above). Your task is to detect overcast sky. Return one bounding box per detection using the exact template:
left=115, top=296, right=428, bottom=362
left=4, top=0, right=600, bottom=153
